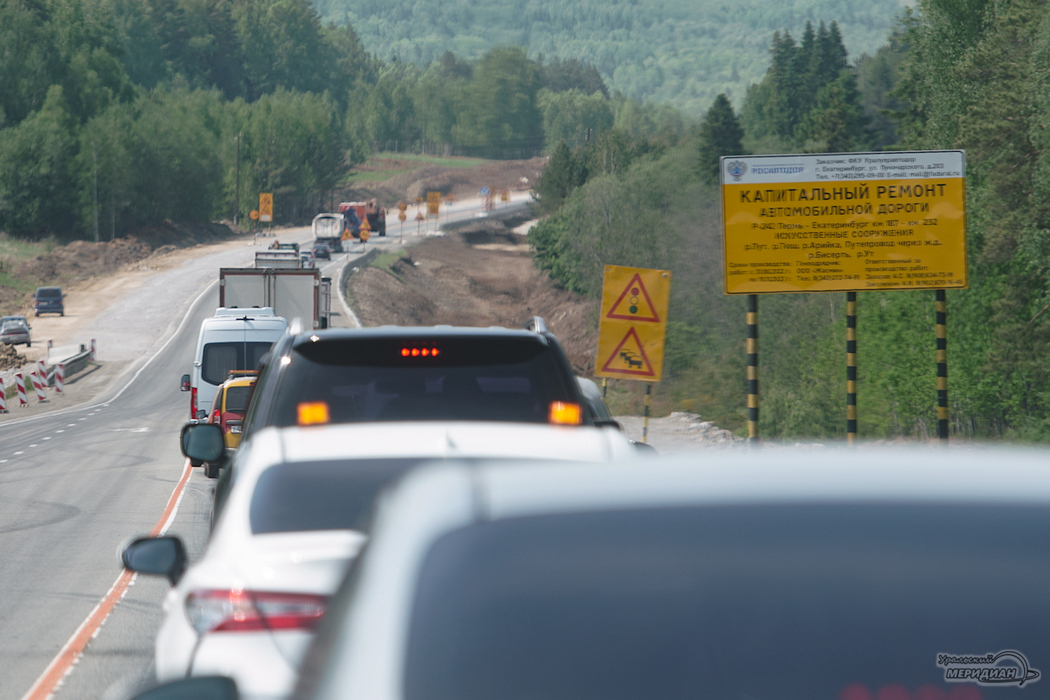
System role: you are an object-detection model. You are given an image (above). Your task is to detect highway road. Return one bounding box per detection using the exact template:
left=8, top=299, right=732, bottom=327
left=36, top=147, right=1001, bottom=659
left=0, top=197, right=531, bottom=700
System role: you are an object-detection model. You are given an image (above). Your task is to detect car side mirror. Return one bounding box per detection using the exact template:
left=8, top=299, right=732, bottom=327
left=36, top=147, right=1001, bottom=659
left=180, top=374, right=191, bottom=392
left=631, top=441, right=658, bottom=455
left=129, top=677, right=238, bottom=700
left=121, top=536, right=188, bottom=585
left=180, top=423, right=226, bottom=463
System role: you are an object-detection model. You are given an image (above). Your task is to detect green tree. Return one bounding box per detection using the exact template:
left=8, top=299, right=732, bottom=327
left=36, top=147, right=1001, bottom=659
left=539, top=88, right=613, bottom=150
left=452, top=46, right=542, bottom=157
left=696, top=93, right=744, bottom=183
left=0, top=86, right=80, bottom=237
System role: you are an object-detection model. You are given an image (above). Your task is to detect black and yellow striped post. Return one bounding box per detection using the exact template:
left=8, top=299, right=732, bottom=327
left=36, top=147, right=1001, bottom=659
left=747, top=295, right=759, bottom=442
left=936, top=290, right=949, bottom=441
left=846, top=292, right=858, bottom=444
left=643, top=383, right=652, bottom=443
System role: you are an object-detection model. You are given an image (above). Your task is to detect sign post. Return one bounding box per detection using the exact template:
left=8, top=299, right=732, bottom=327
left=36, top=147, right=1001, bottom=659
left=595, top=265, right=672, bottom=443
left=721, top=150, right=967, bottom=442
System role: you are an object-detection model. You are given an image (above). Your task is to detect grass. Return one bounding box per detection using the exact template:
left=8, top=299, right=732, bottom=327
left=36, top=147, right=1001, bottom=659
left=0, top=234, right=54, bottom=261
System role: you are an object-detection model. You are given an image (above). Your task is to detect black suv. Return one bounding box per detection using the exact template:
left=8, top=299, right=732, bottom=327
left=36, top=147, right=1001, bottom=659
left=185, top=318, right=595, bottom=514
left=240, top=318, right=587, bottom=436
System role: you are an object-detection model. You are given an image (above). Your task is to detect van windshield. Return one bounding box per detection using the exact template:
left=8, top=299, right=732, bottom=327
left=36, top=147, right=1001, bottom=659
left=202, top=342, right=273, bottom=385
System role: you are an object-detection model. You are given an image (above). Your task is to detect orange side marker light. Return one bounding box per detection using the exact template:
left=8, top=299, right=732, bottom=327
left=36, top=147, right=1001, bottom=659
left=549, top=402, right=582, bottom=425
left=298, top=401, right=330, bottom=426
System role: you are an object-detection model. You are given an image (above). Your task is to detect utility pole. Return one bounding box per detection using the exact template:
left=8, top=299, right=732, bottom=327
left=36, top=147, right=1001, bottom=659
left=235, top=132, right=241, bottom=227
left=92, top=145, right=99, bottom=243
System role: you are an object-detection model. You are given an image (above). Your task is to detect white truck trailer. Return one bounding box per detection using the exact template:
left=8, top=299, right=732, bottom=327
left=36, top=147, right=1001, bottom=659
left=219, top=268, right=332, bottom=329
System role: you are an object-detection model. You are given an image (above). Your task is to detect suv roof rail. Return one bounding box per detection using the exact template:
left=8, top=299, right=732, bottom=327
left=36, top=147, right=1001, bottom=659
left=524, top=316, right=548, bottom=334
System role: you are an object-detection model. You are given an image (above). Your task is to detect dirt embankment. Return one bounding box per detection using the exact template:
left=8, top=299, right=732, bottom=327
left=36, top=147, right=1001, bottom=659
left=0, top=222, right=241, bottom=318
left=341, top=157, right=547, bottom=208
left=347, top=222, right=599, bottom=375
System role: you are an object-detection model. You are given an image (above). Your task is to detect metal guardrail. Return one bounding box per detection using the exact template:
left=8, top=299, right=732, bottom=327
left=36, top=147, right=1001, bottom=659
left=47, top=348, right=92, bottom=386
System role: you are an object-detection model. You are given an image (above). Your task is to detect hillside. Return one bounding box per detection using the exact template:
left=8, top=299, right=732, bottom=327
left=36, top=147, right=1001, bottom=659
left=313, top=0, right=912, bottom=115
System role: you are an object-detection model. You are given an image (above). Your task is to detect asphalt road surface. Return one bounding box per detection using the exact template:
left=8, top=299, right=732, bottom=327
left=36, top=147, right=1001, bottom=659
left=0, top=196, right=533, bottom=700
left=0, top=224, right=398, bottom=700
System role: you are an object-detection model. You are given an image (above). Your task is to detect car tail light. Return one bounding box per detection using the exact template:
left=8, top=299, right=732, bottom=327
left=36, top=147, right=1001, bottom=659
left=190, top=387, right=198, bottom=420
left=185, top=589, right=327, bottom=634
left=549, top=401, right=582, bottom=425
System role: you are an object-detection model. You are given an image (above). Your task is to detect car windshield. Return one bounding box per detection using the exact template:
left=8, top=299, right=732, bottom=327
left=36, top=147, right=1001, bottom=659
left=249, top=458, right=428, bottom=534
left=268, top=336, right=579, bottom=426
left=404, top=504, right=1050, bottom=700
left=201, top=342, right=274, bottom=386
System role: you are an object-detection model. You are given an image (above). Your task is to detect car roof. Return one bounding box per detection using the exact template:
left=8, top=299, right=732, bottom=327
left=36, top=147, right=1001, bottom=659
left=287, top=325, right=552, bottom=347
left=307, top=446, right=1050, bottom=700
left=236, top=422, right=631, bottom=478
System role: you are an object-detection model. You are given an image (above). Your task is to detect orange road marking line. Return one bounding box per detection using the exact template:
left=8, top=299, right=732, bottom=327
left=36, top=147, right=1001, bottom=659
left=20, top=459, right=194, bottom=700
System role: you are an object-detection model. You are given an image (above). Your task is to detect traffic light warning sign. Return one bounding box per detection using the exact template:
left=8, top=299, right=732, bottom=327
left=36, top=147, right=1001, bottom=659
left=595, top=265, right=671, bottom=382
left=605, top=273, right=661, bottom=322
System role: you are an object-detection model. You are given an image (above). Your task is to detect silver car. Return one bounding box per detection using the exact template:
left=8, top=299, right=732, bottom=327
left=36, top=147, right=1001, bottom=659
left=0, top=319, right=30, bottom=346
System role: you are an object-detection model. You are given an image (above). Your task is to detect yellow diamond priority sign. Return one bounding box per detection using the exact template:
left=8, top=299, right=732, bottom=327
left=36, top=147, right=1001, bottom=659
left=596, top=265, right=671, bottom=381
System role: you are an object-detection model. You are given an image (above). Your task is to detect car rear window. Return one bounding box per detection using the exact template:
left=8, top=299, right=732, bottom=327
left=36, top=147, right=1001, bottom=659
left=36, top=287, right=61, bottom=298
left=201, top=342, right=273, bottom=386
left=224, top=385, right=253, bottom=413
left=249, top=458, right=425, bottom=534
left=404, top=504, right=1050, bottom=700
left=268, top=336, right=578, bottom=426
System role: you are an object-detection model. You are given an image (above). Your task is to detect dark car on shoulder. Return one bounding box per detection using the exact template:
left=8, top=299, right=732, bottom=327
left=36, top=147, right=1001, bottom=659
left=34, top=286, right=64, bottom=316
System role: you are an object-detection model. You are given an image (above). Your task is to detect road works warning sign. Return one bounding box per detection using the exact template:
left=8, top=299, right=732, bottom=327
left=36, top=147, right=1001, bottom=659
left=720, top=150, right=966, bottom=294
left=596, top=266, right=671, bottom=381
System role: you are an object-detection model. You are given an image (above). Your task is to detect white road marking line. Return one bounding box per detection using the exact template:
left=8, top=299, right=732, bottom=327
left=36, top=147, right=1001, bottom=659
left=13, top=451, right=23, bottom=455
left=28, top=444, right=37, bottom=448
left=42, top=437, right=50, bottom=440
left=55, top=430, right=63, bottom=434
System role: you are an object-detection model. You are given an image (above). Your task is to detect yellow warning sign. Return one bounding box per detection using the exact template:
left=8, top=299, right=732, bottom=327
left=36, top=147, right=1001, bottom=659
left=259, top=193, right=273, bottom=223
left=600, top=327, right=657, bottom=378
left=427, top=191, right=441, bottom=217
left=596, top=265, right=671, bottom=382
left=606, top=272, right=662, bottom=322
left=720, top=150, right=967, bottom=294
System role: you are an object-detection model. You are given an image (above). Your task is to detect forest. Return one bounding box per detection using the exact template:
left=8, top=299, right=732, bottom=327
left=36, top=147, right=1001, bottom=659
left=531, top=0, right=1050, bottom=442
left=312, top=0, right=908, bottom=116
left=0, top=0, right=681, bottom=238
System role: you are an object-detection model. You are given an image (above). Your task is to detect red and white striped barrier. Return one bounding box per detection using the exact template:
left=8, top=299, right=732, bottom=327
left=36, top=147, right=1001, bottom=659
left=37, top=360, right=46, bottom=381
left=55, top=364, right=64, bottom=393
left=30, top=367, right=48, bottom=403
left=0, top=376, right=7, bottom=413
left=90, top=339, right=96, bottom=361
left=15, top=372, right=27, bottom=407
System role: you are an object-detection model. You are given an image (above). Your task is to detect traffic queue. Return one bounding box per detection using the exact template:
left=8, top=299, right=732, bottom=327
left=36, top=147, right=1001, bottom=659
left=119, top=310, right=1050, bottom=700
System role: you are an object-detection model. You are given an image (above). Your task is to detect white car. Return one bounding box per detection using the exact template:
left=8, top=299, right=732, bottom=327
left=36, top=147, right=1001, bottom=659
left=120, top=420, right=637, bottom=700
left=286, top=447, right=1050, bottom=700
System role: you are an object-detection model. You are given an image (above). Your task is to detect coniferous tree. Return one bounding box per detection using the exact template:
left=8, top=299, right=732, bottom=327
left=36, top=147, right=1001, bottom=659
left=697, top=93, right=744, bottom=183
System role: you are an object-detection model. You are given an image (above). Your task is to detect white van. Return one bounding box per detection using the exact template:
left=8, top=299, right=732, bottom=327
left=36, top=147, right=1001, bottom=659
left=180, top=308, right=288, bottom=421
